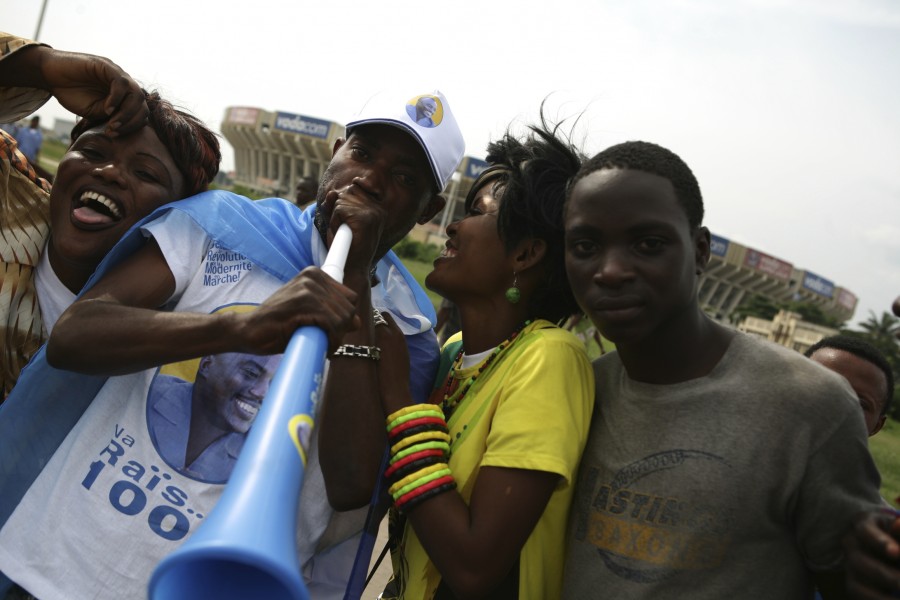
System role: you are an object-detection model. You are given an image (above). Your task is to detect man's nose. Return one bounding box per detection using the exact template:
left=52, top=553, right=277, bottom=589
left=593, top=248, right=634, bottom=286
left=350, top=170, right=383, bottom=202
left=247, top=377, right=269, bottom=399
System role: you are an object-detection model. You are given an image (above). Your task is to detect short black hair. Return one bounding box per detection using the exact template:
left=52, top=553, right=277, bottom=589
left=468, top=115, right=584, bottom=324
left=805, top=335, right=894, bottom=416
left=569, top=140, right=704, bottom=229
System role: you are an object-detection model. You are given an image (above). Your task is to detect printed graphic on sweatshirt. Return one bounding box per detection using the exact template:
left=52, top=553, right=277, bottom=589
left=573, top=450, right=735, bottom=583
left=203, top=242, right=254, bottom=287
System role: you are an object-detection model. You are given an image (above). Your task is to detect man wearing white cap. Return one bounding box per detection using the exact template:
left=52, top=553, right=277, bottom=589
left=0, top=91, right=465, bottom=600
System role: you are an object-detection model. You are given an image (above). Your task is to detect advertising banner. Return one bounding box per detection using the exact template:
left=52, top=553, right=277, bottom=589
left=836, top=288, right=857, bottom=310
left=227, top=107, right=260, bottom=126
left=743, top=248, right=792, bottom=281
left=273, top=112, right=331, bottom=139
left=710, top=234, right=730, bottom=258
left=802, top=271, right=835, bottom=298
left=465, top=157, right=489, bottom=180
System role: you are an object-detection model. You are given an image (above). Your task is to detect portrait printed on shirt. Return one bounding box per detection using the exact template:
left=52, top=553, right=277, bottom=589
left=146, top=305, right=283, bottom=484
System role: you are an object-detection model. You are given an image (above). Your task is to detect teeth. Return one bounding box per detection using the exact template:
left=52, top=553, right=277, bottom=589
left=80, top=191, right=122, bottom=219
left=236, top=399, right=259, bottom=420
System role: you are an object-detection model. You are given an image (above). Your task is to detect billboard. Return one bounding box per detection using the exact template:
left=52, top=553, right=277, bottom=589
left=464, top=157, right=489, bottom=180
left=710, top=234, right=729, bottom=258
left=836, top=288, right=858, bottom=311
left=802, top=271, right=835, bottom=298
left=227, top=107, right=260, bottom=126
left=743, top=248, right=792, bottom=281
left=273, top=112, right=331, bottom=139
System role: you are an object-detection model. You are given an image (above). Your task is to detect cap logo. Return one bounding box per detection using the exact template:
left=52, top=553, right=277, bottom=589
left=405, top=95, right=443, bottom=128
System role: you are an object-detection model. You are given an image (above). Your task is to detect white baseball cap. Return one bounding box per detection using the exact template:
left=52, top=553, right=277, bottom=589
left=346, top=90, right=465, bottom=192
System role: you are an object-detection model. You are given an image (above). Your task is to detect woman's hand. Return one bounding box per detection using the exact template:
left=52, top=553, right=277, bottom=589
left=375, top=311, right=413, bottom=413
left=0, top=45, right=149, bottom=136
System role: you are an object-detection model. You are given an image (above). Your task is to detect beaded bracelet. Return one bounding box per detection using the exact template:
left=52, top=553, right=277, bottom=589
left=388, top=462, right=448, bottom=494
left=384, top=449, right=445, bottom=479
left=385, top=403, right=457, bottom=513
left=386, top=454, right=445, bottom=482
left=396, top=480, right=457, bottom=511
left=395, top=474, right=455, bottom=506
left=389, top=416, right=448, bottom=438
left=384, top=450, right=444, bottom=478
left=387, top=404, right=444, bottom=422
left=391, top=468, right=453, bottom=501
left=386, top=409, right=445, bottom=431
left=389, top=441, right=450, bottom=464
left=395, top=481, right=456, bottom=514
left=397, top=481, right=458, bottom=513
left=388, top=463, right=450, bottom=497
left=395, top=477, right=457, bottom=513
left=390, top=430, right=451, bottom=455
left=390, top=424, right=448, bottom=444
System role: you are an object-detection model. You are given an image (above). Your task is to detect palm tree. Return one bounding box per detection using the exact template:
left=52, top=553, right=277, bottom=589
left=859, top=311, right=900, bottom=349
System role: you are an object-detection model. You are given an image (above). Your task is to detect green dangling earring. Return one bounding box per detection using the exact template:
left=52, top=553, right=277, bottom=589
left=505, top=273, right=521, bottom=304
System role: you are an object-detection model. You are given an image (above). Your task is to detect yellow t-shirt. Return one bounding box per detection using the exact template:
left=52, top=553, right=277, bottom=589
left=398, top=320, right=595, bottom=599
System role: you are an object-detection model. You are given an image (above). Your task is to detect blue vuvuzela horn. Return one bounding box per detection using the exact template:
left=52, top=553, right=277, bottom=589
left=149, top=223, right=353, bottom=600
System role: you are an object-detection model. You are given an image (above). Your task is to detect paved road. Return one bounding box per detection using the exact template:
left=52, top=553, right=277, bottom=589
left=363, top=518, right=392, bottom=599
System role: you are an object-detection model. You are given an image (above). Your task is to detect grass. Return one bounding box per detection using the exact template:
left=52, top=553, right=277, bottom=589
left=398, top=256, right=442, bottom=310
left=39, top=137, right=67, bottom=165
left=870, top=419, right=900, bottom=506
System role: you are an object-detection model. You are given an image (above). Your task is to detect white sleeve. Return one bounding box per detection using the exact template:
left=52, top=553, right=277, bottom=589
left=141, top=211, right=212, bottom=303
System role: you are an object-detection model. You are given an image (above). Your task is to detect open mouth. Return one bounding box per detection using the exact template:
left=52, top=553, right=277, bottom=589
left=73, top=191, right=123, bottom=225
left=235, top=398, right=261, bottom=421
left=438, top=243, right=458, bottom=259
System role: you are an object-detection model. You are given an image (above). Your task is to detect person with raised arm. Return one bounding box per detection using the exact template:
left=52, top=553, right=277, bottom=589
left=0, top=89, right=464, bottom=600
left=0, top=31, right=220, bottom=399
left=374, top=120, right=594, bottom=599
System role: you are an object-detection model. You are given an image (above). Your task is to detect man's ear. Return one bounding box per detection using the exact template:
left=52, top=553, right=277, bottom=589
left=417, top=194, right=446, bottom=224
left=512, top=238, right=548, bottom=273
left=331, top=137, right=346, bottom=157
left=873, top=414, right=887, bottom=436
left=694, top=226, right=711, bottom=274
left=197, top=356, right=212, bottom=379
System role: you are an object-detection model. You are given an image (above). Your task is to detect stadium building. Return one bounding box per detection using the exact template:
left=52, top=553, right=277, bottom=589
left=220, top=105, right=487, bottom=229
left=700, top=234, right=857, bottom=323
left=221, top=105, right=857, bottom=325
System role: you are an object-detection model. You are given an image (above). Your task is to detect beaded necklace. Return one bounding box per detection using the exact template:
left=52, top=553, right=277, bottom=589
left=441, top=320, right=531, bottom=417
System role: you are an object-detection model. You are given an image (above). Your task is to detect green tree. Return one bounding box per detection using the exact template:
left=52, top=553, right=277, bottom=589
left=858, top=311, right=900, bottom=348
left=393, top=238, right=441, bottom=263
left=842, top=311, right=900, bottom=420
left=222, top=184, right=267, bottom=200
left=783, top=300, right=844, bottom=329
left=732, top=295, right=846, bottom=329
left=730, top=294, right=780, bottom=324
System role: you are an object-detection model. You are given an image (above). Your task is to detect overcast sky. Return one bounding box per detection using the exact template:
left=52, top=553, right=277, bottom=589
left=3, top=0, right=899, bottom=327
